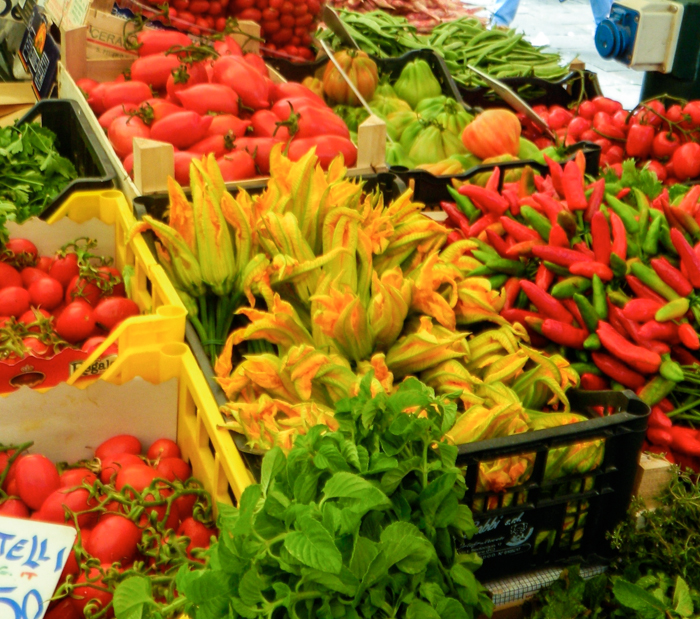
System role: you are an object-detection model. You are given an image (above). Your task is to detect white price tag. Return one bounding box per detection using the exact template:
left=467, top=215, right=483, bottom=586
left=0, top=516, right=76, bottom=619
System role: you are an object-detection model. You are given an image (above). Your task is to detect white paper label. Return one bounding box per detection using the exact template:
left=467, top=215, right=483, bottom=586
left=0, top=516, right=76, bottom=619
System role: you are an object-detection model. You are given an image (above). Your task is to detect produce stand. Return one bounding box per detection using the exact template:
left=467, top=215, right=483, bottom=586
left=6, top=1, right=700, bottom=617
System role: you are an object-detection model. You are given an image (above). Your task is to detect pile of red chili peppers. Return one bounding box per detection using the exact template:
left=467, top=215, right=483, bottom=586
left=440, top=152, right=700, bottom=472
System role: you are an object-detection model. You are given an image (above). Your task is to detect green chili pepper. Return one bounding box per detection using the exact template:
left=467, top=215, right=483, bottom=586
left=573, top=293, right=599, bottom=332
left=592, top=274, right=608, bottom=320
left=610, top=253, right=628, bottom=279
left=487, top=273, right=509, bottom=289
left=515, top=289, right=529, bottom=309
left=473, top=249, right=498, bottom=263
left=543, top=261, right=571, bottom=277
left=607, top=288, right=631, bottom=307
left=551, top=276, right=591, bottom=299
left=655, top=297, right=690, bottom=322
left=466, top=265, right=494, bottom=277
left=638, top=376, right=676, bottom=406
left=659, top=222, right=678, bottom=256
left=627, top=236, right=640, bottom=258
left=660, top=354, right=684, bottom=383
left=633, top=188, right=650, bottom=244
left=447, top=185, right=479, bottom=220
left=484, top=257, right=526, bottom=276
left=630, top=262, right=681, bottom=301
left=521, top=206, right=552, bottom=241
left=583, top=333, right=601, bottom=350
left=606, top=193, right=640, bottom=234
left=643, top=215, right=662, bottom=256
left=570, top=362, right=601, bottom=376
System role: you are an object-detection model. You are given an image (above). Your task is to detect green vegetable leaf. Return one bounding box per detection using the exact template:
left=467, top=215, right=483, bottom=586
left=323, top=471, right=392, bottom=511
left=113, top=576, right=153, bottom=619
left=260, top=446, right=285, bottom=496
left=284, top=514, right=342, bottom=574
left=613, top=578, right=668, bottom=619
left=349, top=536, right=379, bottom=581
left=406, top=598, right=441, bottom=619
left=673, top=576, right=694, bottom=617
left=238, top=568, right=265, bottom=607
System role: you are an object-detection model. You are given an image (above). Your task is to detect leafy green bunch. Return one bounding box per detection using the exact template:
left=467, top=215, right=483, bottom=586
left=0, top=123, right=77, bottom=240
left=115, top=375, right=493, bottom=619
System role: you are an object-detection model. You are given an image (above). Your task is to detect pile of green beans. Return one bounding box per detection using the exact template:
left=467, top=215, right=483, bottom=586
left=315, top=10, right=569, bottom=87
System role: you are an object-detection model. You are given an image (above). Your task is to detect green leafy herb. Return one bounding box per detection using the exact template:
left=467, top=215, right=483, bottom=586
left=115, top=374, right=493, bottom=619
left=604, top=159, right=663, bottom=199
left=0, top=122, right=78, bottom=244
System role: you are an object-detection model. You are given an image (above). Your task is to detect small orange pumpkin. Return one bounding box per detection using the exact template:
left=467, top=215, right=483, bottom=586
left=461, top=109, right=521, bottom=159
left=322, top=50, right=378, bottom=106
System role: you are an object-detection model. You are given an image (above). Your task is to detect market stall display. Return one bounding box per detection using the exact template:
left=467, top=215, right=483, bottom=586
left=6, top=2, right=700, bottom=617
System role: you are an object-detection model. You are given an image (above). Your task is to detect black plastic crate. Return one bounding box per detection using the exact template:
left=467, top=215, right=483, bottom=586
left=398, top=141, right=601, bottom=206
left=266, top=47, right=470, bottom=110
left=458, top=389, right=648, bottom=579
left=17, top=99, right=116, bottom=219
left=458, top=70, right=603, bottom=110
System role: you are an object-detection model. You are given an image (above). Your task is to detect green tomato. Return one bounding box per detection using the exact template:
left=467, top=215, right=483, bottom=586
left=369, top=95, right=412, bottom=121
left=518, top=137, right=546, bottom=165
left=394, top=59, right=442, bottom=110
left=406, top=124, right=467, bottom=165
left=386, top=110, right=420, bottom=142
left=386, top=141, right=414, bottom=168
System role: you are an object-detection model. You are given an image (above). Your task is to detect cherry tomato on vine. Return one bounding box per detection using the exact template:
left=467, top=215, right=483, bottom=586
left=625, top=123, right=655, bottom=158
left=652, top=131, right=680, bottom=159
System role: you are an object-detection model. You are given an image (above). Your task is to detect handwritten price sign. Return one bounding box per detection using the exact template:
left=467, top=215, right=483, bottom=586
left=0, top=516, right=76, bottom=619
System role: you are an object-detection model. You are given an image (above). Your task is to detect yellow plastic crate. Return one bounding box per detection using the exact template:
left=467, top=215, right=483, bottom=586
left=1, top=190, right=186, bottom=389
left=100, top=342, right=255, bottom=507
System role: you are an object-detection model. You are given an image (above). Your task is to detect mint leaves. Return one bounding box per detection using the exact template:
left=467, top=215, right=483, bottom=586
left=115, top=374, right=493, bottom=619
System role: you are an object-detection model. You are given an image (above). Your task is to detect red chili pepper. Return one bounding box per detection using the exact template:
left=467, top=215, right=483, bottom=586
left=670, top=426, right=700, bottom=457
left=611, top=304, right=642, bottom=342
left=467, top=213, right=498, bottom=237
left=532, top=245, right=594, bottom=267
left=446, top=230, right=464, bottom=245
left=659, top=398, right=674, bottom=413
left=672, top=452, right=697, bottom=472
left=652, top=256, right=694, bottom=298
left=610, top=212, right=627, bottom=260
left=680, top=184, right=700, bottom=215
left=520, top=280, right=575, bottom=323
left=485, top=228, right=511, bottom=259
left=584, top=178, right=605, bottom=222
left=670, top=228, right=700, bottom=287
left=500, top=308, right=541, bottom=325
left=573, top=242, right=596, bottom=259
left=541, top=318, right=588, bottom=348
left=626, top=275, right=667, bottom=305
left=607, top=301, right=629, bottom=337
left=500, top=216, right=541, bottom=242
left=663, top=200, right=683, bottom=231
left=533, top=175, right=547, bottom=194
left=458, top=185, right=509, bottom=216
left=569, top=261, right=614, bottom=281
left=562, top=160, right=587, bottom=210
left=649, top=406, right=673, bottom=429
left=548, top=223, right=570, bottom=248
left=505, top=239, right=544, bottom=259
left=533, top=193, right=564, bottom=224
left=590, top=211, right=611, bottom=266
left=679, top=323, right=700, bottom=350
left=642, top=339, right=671, bottom=356
left=503, top=277, right=521, bottom=311
left=597, top=321, right=662, bottom=374
left=503, top=188, right=520, bottom=215
left=544, top=155, right=565, bottom=197
left=561, top=298, right=585, bottom=328
left=591, top=351, right=645, bottom=389
left=647, top=427, right=673, bottom=447
left=639, top=320, right=680, bottom=343
left=535, top=263, right=555, bottom=290
left=672, top=345, right=700, bottom=366
left=615, top=187, right=631, bottom=200
left=580, top=373, right=609, bottom=391
left=485, top=166, right=500, bottom=193
left=440, top=201, right=470, bottom=229
left=622, top=298, right=662, bottom=323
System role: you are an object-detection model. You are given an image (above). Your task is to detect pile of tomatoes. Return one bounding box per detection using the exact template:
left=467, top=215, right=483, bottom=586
left=0, top=237, right=138, bottom=362
left=0, top=435, right=216, bottom=619
left=78, top=30, right=356, bottom=183
left=520, top=96, right=700, bottom=184
left=229, top=0, right=319, bottom=60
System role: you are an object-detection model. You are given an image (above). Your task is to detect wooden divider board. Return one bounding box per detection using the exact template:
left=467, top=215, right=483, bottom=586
left=59, top=18, right=387, bottom=197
